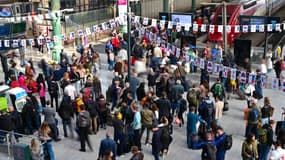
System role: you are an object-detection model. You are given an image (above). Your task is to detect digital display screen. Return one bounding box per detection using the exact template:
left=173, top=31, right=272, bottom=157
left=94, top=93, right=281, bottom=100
left=171, top=13, right=193, bottom=27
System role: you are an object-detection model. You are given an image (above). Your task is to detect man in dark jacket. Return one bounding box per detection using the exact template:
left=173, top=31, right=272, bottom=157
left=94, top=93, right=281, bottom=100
left=48, top=81, right=59, bottom=111
left=98, top=131, right=116, bottom=160
left=258, top=120, right=275, bottom=160
left=22, top=97, right=37, bottom=134
left=58, top=93, right=74, bottom=138
left=215, top=127, right=227, bottom=160
left=0, top=110, right=14, bottom=143
left=152, top=124, right=162, bottom=160
left=83, top=95, right=98, bottom=134
left=112, top=112, right=125, bottom=156
left=42, top=101, right=60, bottom=141
left=156, top=91, right=171, bottom=121
left=77, top=105, right=92, bottom=152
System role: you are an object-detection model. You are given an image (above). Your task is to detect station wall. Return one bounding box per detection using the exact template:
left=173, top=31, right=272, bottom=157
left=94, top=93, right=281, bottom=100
left=141, top=0, right=219, bottom=18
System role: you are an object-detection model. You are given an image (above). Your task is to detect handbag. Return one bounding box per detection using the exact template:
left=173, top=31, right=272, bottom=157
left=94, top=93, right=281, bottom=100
left=223, top=101, right=229, bottom=112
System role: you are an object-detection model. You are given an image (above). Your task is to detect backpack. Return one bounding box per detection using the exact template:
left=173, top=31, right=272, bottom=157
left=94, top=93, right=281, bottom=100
left=224, top=134, right=233, bottom=150
left=248, top=108, right=259, bottom=122
left=179, top=99, right=187, bottom=112
left=258, top=127, right=268, bottom=144
left=202, top=142, right=217, bottom=160
left=214, top=83, right=223, bottom=97
left=204, top=101, right=215, bottom=118
left=77, top=111, right=91, bottom=127
left=187, top=89, right=198, bottom=107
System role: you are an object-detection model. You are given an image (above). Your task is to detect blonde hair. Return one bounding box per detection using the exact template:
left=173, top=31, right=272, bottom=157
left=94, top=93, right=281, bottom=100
left=30, top=138, right=40, bottom=154
left=39, top=122, right=51, bottom=136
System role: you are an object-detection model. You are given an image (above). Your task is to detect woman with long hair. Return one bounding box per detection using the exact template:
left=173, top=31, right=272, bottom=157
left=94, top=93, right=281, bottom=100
left=39, top=122, right=55, bottom=160
left=36, top=73, right=46, bottom=107
left=261, top=97, right=274, bottom=126
left=241, top=133, right=258, bottom=160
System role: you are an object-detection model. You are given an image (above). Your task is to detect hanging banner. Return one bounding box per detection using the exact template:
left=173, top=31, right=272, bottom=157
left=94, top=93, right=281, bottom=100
left=53, top=36, right=58, bottom=42
left=4, top=40, right=9, bottom=47
left=151, top=19, right=157, bottom=27
left=86, top=27, right=91, bottom=35
left=134, top=16, right=140, bottom=23
left=226, top=25, right=231, bottom=33
left=200, top=58, right=205, bottom=70
left=118, top=0, right=127, bottom=19
left=230, top=68, right=237, bottom=80
left=213, top=63, right=220, bottom=75
left=207, top=61, right=213, bottom=73
left=248, top=73, right=256, bottom=85
left=77, top=30, right=83, bottom=36
left=261, top=75, right=267, bottom=88
left=242, top=25, right=248, bottom=33
left=193, top=23, right=198, bottom=32
left=259, top=25, right=264, bottom=32
left=267, top=24, right=273, bottom=32
left=282, top=79, right=285, bottom=92
left=222, top=66, right=228, bottom=78
left=12, top=40, right=18, bottom=47
left=218, top=25, right=223, bottom=33
left=184, top=23, right=190, bottom=31
left=272, top=78, right=279, bottom=90
left=234, top=25, right=240, bottom=33
left=201, top=24, right=207, bottom=32
left=160, top=20, right=165, bottom=29
left=29, top=39, right=35, bottom=46
left=251, top=25, right=256, bottom=32
left=240, top=71, right=247, bottom=83
left=176, top=22, right=182, bottom=32
left=70, top=32, right=75, bottom=39
left=21, top=39, right=26, bottom=47
left=168, top=21, right=173, bottom=29
left=143, top=17, right=149, bottom=25
left=194, top=57, right=199, bottom=67
left=209, top=25, right=215, bottom=33
left=276, top=23, right=281, bottom=32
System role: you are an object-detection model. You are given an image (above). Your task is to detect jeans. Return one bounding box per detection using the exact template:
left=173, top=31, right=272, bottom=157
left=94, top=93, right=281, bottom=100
left=108, top=60, right=114, bottom=70
left=62, top=119, right=73, bottom=137
left=50, top=94, right=59, bottom=111
left=40, top=97, right=46, bottom=108
left=187, top=130, right=198, bottom=149
left=43, top=141, right=55, bottom=160
left=141, top=124, right=151, bottom=144
left=258, top=143, right=271, bottom=160
left=153, top=153, right=160, bottom=160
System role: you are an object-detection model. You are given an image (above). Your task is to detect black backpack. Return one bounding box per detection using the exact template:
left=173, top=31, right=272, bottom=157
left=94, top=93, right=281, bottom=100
left=202, top=142, right=217, bottom=160
left=224, top=134, right=233, bottom=150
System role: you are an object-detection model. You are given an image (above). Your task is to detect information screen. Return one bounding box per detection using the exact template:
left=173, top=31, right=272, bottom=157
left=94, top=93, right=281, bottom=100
left=171, top=13, right=193, bottom=27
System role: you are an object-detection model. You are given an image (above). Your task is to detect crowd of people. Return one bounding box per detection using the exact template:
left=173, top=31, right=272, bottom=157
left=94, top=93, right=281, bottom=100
left=0, top=16, right=285, bottom=160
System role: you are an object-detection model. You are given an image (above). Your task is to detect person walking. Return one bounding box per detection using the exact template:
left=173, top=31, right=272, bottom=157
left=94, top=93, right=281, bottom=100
left=245, top=98, right=261, bottom=139
left=152, top=124, right=162, bottom=160
left=98, top=131, right=117, bottom=160
left=77, top=105, right=93, bottom=152
left=269, top=140, right=285, bottom=160
left=260, top=97, right=274, bottom=126
left=48, top=81, right=59, bottom=111
left=258, top=120, right=275, bottom=160
left=112, top=112, right=125, bottom=156
left=36, top=73, right=46, bottom=108
left=215, top=96, right=224, bottom=126
left=58, top=93, right=74, bottom=138
left=131, top=102, right=142, bottom=150
left=140, top=102, right=153, bottom=145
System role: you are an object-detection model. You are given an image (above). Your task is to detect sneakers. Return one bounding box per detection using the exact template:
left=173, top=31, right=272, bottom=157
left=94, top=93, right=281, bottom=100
left=79, top=149, right=86, bottom=152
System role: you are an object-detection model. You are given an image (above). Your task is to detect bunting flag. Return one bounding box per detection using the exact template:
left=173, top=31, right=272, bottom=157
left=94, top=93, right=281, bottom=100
left=168, top=21, right=173, bottom=29
left=218, top=25, right=223, bottom=33
left=209, top=25, right=215, bottom=33
left=4, top=40, right=10, bottom=47
left=37, top=38, right=43, bottom=45
left=200, top=58, right=205, bottom=69
left=29, top=39, right=34, bottom=46
left=194, top=57, right=199, bottom=67
left=207, top=61, right=213, bottom=73
left=151, top=19, right=157, bottom=27
left=21, top=39, right=26, bottom=47
left=176, top=48, right=181, bottom=58
left=213, top=63, right=220, bottom=75
left=70, top=32, right=75, bottom=39
left=143, top=17, right=149, bottom=25
left=267, top=24, right=273, bottom=32
left=261, top=75, right=267, bottom=88
left=0, top=40, right=1, bottom=47
left=251, top=25, right=256, bottom=32
left=226, top=25, right=231, bottom=33
left=78, top=30, right=83, bottom=36
left=53, top=36, right=58, bottom=42
left=259, top=25, right=265, bottom=32
left=193, top=23, right=198, bottom=32
left=45, top=36, right=51, bottom=43
left=240, top=71, right=247, bottom=83
left=184, top=23, right=190, bottom=31
left=282, top=79, right=285, bottom=92
left=242, top=25, right=248, bottom=33
left=160, top=20, right=165, bottom=29
left=222, top=66, right=228, bottom=78
left=171, top=45, right=176, bottom=55
left=230, top=68, right=237, bottom=80
left=248, top=73, right=256, bottom=85
left=12, top=40, right=18, bottom=47
left=134, top=16, right=140, bottom=23
left=86, top=27, right=91, bottom=35
left=234, top=25, right=240, bottom=33
left=272, top=78, right=279, bottom=90
left=201, top=24, right=207, bottom=32
left=176, top=22, right=182, bottom=32
left=276, top=23, right=281, bottom=32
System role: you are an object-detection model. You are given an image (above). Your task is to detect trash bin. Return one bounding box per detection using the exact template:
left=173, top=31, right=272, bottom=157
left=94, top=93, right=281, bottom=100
left=13, top=143, right=31, bottom=160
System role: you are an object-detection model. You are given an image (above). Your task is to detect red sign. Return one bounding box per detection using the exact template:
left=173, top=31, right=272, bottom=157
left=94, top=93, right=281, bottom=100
left=118, top=0, right=127, bottom=5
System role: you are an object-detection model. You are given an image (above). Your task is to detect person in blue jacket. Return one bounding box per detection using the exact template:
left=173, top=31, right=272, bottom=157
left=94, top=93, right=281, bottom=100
left=215, top=126, right=227, bottom=160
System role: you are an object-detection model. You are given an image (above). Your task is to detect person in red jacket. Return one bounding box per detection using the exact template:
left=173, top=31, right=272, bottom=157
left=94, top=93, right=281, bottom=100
left=111, top=34, right=120, bottom=56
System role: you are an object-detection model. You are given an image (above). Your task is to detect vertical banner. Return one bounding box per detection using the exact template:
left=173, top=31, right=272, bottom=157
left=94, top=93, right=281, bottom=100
left=209, top=25, right=215, bottom=33
left=207, top=61, right=213, bottom=73
left=200, top=58, right=205, bottom=70
left=151, top=19, right=157, bottom=27
left=176, top=48, right=181, bottom=58
left=222, top=66, right=228, bottom=78
left=86, top=27, right=91, bottom=35
left=53, top=36, right=58, bottom=42
left=234, top=25, right=240, bottom=33
left=176, top=22, right=182, bottom=32
left=272, top=78, right=279, bottom=90
left=168, top=21, right=173, bottom=29
left=248, top=73, right=256, bottom=85
left=201, top=24, right=207, bottom=32
left=12, top=40, right=18, bottom=47
left=160, top=20, right=165, bottom=29
left=218, top=25, right=223, bottom=33
left=240, top=71, right=247, bottom=83
left=213, top=63, right=220, bottom=75
left=267, top=24, right=273, bottom=32
left=29, top=39, right=35, bottom=46
left=193, top=23, right=198, bottom=32
left=230, top=68, right=237, bottom=80
left=78, top=30, right=83, bottom=36
left=184, top=23, right=190, bottom=31
left=4, top=40, right=10, bottom=47
left=70, top=32, right=75, bottom=39
left=251, top=25, right=256, bottom=32
left=282, top=79, right=285, bottom=92
left=259, top=25, right=264, bottom=32
left=118, top=0, right=127, bottom=19
left=194, top=57, right=199, bottom=67
left=226, top=25, right=231, bottom=33
left=261, top=75, right=267, bottom=88
left=143, top=17, right=149, bottom=25
left=21, top=39, right=26, bottom=47
left=134, top=16, right=140, bottom=23
left=242, top=25, right=248, bottom=33
left=275, top=23, right=281, bottom=32
left=0, top=40, right=2, bottom=47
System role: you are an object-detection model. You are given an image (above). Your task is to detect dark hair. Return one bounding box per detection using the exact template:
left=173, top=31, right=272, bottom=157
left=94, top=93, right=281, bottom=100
left=246, top=133, right=255, bottom=143
left=36, top=73, right=45, bottom=88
